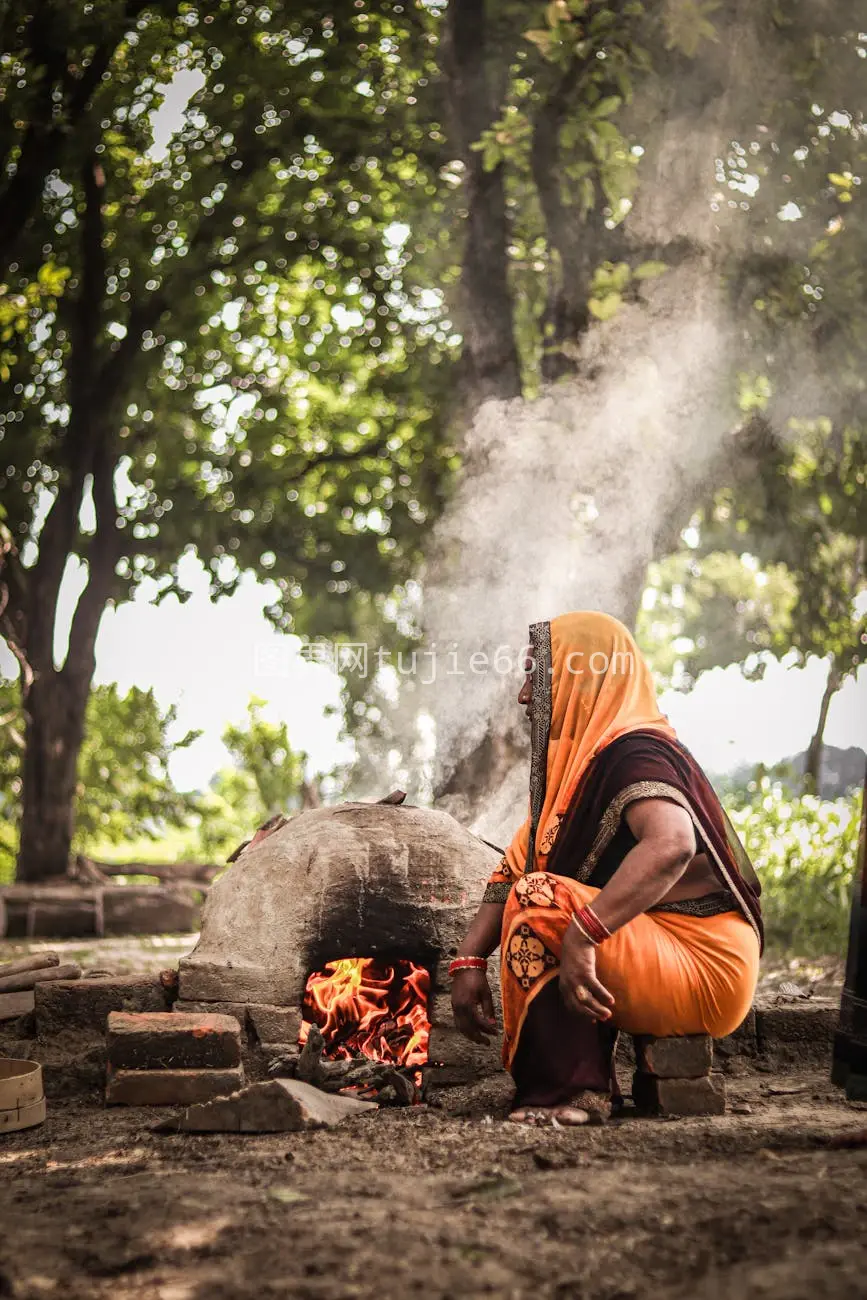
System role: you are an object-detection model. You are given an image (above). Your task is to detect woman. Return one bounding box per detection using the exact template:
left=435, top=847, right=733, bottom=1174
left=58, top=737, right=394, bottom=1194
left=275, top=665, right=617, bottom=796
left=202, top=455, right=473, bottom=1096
left=450, top=611, right=762, bottom=1125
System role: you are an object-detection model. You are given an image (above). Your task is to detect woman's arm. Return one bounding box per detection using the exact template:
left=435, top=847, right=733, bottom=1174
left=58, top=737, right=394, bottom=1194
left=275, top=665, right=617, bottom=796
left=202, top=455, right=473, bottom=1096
left=457, top=901, right=505, bottom=960
left=588, top=798, right=696, bottom=933
left=558, top=799, right=696, bottom=1021
left=451, top=901, right=505, bottom=1044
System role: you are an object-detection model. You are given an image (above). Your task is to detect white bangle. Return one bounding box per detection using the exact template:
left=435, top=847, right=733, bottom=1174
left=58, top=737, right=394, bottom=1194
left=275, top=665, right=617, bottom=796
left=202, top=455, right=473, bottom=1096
left=570, top=912, right=598, bottom=945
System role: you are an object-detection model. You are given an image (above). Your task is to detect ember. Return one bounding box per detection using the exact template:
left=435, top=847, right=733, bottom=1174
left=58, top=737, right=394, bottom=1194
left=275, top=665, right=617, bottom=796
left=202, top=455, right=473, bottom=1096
left=300, top=958, right=430, bottom=1068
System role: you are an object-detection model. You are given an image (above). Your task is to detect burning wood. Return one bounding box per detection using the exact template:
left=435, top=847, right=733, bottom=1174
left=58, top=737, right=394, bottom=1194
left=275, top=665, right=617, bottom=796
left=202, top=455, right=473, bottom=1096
left=269, top=1026, right=420, bottom=1106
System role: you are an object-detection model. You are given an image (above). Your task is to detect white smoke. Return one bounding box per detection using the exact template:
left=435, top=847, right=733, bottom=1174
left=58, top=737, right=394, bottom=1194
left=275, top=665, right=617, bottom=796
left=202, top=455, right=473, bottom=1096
left=419, top=264, right=742, bottom=843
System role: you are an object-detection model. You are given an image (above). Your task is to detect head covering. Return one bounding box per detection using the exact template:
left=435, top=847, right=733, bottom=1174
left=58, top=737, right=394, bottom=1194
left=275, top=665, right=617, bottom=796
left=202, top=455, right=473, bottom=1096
left=505, top=611, right=676, bottom=876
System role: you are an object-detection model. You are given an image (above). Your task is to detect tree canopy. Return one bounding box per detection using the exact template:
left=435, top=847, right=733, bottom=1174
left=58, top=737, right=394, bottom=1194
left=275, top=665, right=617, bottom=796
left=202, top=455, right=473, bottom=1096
left=0, top=0, right=864, bottom=875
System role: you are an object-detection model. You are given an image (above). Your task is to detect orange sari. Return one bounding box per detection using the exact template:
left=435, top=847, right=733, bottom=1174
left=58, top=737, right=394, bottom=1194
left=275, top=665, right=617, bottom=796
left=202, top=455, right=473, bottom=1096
left=485, top=612, right=762, bottom=1100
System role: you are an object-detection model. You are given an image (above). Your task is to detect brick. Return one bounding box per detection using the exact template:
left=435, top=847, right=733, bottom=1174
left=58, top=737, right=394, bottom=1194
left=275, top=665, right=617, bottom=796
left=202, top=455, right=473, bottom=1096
left=246, top=1004, right=302, bottom=1046
left=633, top=1034, right=713, bottom=1079
left=179, top=1077, right=376, bottom=1133
left=632, top=1070, right=726, bottom=1116
left=177, top=957, right=306, bottom=1006
left=174, top=999, right=250, bottom=1023
left=105, top=1065, right=244, bottom=1107
left=35, top=975, right=168, bottom=1037
left=106, top=1011, right=242, bottom=1070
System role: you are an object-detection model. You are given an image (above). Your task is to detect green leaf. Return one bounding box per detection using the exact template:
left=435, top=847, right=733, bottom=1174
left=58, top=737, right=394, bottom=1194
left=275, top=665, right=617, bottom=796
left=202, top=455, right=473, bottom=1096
left=633, top=260, right=669, bottom=280
left=524, top=28, right=553, bottom=52
left=268, top=1187, right=309, bottom=1205
left=590, top=96, right=622, bottom=119
left=588, top=293, right=622, bottom=321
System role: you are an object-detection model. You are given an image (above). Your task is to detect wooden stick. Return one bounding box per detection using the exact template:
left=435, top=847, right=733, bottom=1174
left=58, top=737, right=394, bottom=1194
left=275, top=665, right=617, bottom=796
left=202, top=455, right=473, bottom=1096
left=0, top=962, right=81, bottom=993
left=0, top=951, right=60, bottom=978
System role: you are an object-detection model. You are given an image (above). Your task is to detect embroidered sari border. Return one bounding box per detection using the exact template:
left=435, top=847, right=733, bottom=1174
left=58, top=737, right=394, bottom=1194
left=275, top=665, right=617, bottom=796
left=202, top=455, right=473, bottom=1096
left=525, top=619, right=552, bottom=874
left=577, top=780, right=762, bottom=946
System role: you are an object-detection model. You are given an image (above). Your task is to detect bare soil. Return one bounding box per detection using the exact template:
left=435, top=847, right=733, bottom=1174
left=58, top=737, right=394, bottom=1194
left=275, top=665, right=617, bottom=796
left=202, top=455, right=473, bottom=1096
left=1, top=1069, right=866, bottom=1300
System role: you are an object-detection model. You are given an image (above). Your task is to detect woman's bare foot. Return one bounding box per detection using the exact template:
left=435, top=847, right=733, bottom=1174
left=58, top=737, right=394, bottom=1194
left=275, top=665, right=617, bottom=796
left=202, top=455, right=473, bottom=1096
left=509, top=1091, right=612, bottom=1127
left=508, top=1105, right=591, bottom=1126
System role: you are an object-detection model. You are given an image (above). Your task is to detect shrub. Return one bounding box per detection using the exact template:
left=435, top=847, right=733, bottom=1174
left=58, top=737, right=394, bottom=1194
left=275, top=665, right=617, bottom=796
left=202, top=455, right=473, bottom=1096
left=728, top=778, right=862, bottom=956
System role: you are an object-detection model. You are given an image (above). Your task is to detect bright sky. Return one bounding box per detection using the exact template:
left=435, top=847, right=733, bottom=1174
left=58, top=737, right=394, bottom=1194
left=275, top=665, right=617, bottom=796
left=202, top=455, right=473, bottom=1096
left=5, top=551, right=856, bottom=794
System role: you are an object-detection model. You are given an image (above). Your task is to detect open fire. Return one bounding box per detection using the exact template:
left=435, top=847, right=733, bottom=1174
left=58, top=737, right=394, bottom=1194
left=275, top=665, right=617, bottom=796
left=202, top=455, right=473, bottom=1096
left=299, top=957, right=431, bottom=1068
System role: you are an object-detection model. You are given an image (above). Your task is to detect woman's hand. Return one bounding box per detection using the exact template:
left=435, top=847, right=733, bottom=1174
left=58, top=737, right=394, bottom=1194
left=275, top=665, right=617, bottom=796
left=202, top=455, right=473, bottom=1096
left=451, top=969, right=497, bottom=1044
left=559, top=924, right=615, bottom=1021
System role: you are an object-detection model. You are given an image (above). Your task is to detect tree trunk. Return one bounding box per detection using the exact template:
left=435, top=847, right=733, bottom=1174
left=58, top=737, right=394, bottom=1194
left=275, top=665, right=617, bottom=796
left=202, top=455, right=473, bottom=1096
left=440, top=0, right=522, bottom=407
left=803, top=659, right=842, bottom=795
left=16, top=667, right=92, bottom=882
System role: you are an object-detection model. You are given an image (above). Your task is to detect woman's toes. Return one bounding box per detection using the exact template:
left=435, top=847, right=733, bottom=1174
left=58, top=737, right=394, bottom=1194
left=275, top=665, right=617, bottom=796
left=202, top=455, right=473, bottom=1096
left=553, top=1106, right=591, bottom=1126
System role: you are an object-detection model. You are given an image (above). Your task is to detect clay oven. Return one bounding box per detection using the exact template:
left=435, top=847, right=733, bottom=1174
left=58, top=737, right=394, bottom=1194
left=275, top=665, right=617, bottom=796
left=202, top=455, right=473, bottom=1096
left=177, top=803, right=504, bottom=1089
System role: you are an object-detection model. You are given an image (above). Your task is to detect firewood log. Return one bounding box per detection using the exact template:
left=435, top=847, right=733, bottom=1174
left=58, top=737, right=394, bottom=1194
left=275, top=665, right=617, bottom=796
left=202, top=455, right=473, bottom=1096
left=0, top=961, right=81, bottom=993
left=0, top=951, right=60, bottom=979
left=296, top=1024, right=326, bottom=1084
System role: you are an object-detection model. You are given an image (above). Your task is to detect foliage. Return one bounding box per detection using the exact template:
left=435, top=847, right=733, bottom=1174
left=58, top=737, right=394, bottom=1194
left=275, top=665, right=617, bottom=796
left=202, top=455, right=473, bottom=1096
left=0, top=676, right=200, bottom=877
left=73, top=683, right=201, bottom=848
left=729, top=777, right=862, bottom=957
left=196, top=696, right=316, bottom=860
left=1, top=0, right=456, bottom=640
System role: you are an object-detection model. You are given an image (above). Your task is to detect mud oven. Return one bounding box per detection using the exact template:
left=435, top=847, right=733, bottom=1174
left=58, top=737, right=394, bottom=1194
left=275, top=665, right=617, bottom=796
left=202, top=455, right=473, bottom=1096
left=177, top=803, right=504, bottom=1096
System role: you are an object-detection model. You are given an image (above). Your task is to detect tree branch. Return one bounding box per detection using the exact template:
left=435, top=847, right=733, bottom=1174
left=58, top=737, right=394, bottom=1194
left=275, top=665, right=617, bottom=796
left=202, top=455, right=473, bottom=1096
left=62, top=439, right=121, bottom=684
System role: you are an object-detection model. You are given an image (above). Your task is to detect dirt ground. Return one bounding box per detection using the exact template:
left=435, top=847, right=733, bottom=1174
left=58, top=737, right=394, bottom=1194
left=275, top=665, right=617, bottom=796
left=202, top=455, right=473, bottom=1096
left=1, top=937, right=859, bottom=1298
left=1, top=1068, right=866, bottom=1300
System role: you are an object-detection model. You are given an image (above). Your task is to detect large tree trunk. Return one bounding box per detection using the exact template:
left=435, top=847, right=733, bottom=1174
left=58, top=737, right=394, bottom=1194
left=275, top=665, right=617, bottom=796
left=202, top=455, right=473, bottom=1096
left=803, top=659, right=842, bottom=795
left=439, top=0, right=522, bottom=407
left=16, top=667, right=92, bottom=882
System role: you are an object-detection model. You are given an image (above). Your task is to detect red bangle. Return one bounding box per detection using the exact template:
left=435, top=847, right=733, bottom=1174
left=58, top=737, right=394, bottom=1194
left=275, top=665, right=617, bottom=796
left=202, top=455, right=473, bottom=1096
left=448, top=956, right=488, bottom=976
left=573, top=905, right=611, bottom=945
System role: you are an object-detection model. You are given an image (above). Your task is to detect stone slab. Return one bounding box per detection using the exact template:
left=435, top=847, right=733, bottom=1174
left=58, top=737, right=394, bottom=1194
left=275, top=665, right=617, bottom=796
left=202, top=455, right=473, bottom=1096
left=0, top=991, right=35, bottom=1021
left=101, top=887, right=200, bottom=937
left=36, top=976, right=168, bottom=1037
left=106, top=1065, right=244, bottom=1107
left=632, top=1070, right=727, bottom=1117
left=106, top=1011, right=242, bottom=1070
left=179, top=1077, right=376, bottom=1133
left=755, top=1001, right=836, bottom=1065
left=633, top=1034, right=713, bottom=1079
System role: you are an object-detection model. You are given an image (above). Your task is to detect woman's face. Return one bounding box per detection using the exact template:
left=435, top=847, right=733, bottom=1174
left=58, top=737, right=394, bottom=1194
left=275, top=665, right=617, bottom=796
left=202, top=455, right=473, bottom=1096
left=517, top=648, right=533, bottom=721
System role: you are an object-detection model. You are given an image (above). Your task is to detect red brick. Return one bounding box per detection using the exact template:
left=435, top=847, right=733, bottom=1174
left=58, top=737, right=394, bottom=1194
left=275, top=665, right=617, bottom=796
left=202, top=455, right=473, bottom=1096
left=106, top=1011, right=242, bottom=1070
left=632, top=1034, right=713, bottom=1079
left=632, top=1070, right=726, bottom=1116
left=105, top=1066, right=243, bottom=1107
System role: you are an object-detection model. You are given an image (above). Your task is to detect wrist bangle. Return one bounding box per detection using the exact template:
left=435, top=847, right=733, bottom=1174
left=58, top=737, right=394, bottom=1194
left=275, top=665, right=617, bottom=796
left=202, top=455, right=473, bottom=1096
left=570, top=913, right=597, bottom=945
left=448, top=956, right=488, bottom=976
left=572, top=905, right=612, bottom=946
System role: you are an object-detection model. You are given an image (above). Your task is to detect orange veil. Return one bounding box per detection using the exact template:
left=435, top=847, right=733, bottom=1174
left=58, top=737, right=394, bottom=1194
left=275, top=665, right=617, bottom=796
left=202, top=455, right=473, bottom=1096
left=503, top=611, right=676, bottom=878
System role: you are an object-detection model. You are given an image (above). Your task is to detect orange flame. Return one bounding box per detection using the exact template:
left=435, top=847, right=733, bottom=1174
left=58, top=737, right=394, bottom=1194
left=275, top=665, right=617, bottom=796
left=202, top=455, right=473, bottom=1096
left=299, top=957, right=430, bottom=1067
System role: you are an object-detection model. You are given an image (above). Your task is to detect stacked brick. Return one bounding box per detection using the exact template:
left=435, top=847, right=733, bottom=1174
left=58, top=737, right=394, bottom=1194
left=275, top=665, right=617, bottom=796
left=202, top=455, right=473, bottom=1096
left=105, top=1011, right=244, bottom=1106
left=632, top=1033, right=726, bottom=1116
